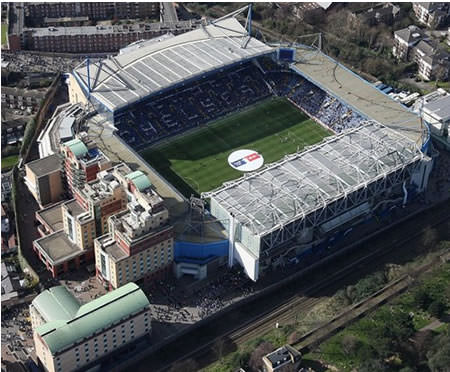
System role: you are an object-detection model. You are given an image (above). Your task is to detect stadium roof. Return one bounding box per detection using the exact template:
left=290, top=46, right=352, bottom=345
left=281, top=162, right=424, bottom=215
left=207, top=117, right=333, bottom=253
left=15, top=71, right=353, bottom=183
left=36, top=283, right=149, bottom=355
left=205, top=121, right=424, bottom=236
left=73, top=17, right=273, bottom=112
left=292, top=48, right=424, bottom=144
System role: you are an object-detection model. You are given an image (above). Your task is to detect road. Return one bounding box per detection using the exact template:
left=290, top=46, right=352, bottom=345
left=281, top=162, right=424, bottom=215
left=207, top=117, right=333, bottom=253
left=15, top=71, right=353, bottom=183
left=160, top=2, right=179, bottom=23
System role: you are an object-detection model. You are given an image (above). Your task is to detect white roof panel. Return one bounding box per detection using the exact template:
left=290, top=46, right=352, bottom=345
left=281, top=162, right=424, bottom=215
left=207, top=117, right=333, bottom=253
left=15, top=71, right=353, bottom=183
left=73, top=17, right=273, bottom=112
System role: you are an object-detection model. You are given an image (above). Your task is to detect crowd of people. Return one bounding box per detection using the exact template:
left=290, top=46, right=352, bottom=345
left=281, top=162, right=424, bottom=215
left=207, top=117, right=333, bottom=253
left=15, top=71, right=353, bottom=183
left=114, top=62, right=271, bottom=149
left=114, top=55, right=367, bottom=151
left=148, top=269, right=255, bottom=324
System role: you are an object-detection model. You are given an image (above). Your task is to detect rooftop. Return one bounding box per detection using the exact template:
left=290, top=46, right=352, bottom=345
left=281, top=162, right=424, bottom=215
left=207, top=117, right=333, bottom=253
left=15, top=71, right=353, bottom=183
left=33, top=230, right=84, bottom=265
left=36, top=202, right=64, bottom=232
left=80, top=167, right=124, bottom=204
left=26, top=153, right=61, bottom=177
left=97, top=235, right=127, bottom=262
left=265, top=345, right=301, bottom=367
left=292, top=47, right=424, bottom=144
left=73, top=17, right=273, bottom=111
left=394, top=25, right=426, bottom=44
left=423, top=95, right=450, bottom=121
left=126, top=170, right=152, bottom=192
left=206, top=122, right=424, bottom=236
left=31, top=286, right=80, bottom=322
left=30, top=20, right=197, bottom=37
left=63, top=199, right=87, bottom=219
left=35, top=283, right=150, bottom=355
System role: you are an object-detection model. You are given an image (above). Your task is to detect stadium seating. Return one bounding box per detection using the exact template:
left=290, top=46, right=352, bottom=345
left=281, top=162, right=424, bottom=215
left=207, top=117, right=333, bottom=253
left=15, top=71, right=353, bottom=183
left=114, top=57, right=366, bottom=150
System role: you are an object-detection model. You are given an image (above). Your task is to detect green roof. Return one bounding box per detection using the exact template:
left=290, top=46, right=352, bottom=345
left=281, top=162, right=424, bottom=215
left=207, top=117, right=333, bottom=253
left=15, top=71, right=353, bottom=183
left=65, top=138, right=88, bottom=158
left=35, top=283, right=150, bottom=355
left=32, top=286, right=80, bottom=322
left=126, top=170, right=152, bottom=191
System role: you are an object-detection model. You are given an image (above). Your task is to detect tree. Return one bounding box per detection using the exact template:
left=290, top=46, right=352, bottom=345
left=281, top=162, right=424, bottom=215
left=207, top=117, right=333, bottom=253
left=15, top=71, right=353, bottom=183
left=212, top=337, right=226, bottom=360
left=341, top=334, right=360, bottom=357
left=249, top=341, right=274, bottom=372
left=428, top=300, right=446, bottom=318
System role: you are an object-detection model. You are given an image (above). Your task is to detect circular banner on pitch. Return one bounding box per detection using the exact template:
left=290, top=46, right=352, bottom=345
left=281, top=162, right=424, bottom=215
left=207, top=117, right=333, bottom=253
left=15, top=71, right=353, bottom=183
left=228, top=149, right=264, bottom=172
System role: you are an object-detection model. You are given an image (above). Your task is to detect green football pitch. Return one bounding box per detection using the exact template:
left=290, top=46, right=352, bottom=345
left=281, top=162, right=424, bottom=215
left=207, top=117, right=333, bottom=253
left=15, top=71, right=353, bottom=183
left=141, top=97, right=331, bottom=196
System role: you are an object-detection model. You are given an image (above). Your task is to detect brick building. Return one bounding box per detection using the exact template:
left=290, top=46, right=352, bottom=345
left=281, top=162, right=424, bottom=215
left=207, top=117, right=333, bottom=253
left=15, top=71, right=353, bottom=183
left=24, top=2, right=159, bottom=23
left=23, top=21, right=199, bottom=53
left=95, top=167, right=174, bottom=290
left=25, top=154, right=64, bottom=208
left=60, top=135, right=111, bottom=196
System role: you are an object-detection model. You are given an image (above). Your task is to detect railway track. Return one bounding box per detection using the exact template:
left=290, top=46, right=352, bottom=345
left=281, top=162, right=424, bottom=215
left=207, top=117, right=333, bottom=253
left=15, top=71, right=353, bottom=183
left=129, top=203, right=449, bottom=372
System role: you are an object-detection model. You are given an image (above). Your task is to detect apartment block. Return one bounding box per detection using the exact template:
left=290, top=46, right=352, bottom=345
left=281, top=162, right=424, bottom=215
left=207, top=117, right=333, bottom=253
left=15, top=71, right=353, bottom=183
left=1, top=86, right=45, bottom=113
left=60, top=135, right=111, bottom=196
left=33, top=165, right=128, bottom=278
left=413, top=2, right=450, bottom=28
left=24, top=2, right=159, bottom=23
left=23, top=21, right=198, bottom=53
left=25, top=154, right=64, bottom=208
left=95, top=168, right=174, bottom=290
left=31, top=283, right=151, bottom=372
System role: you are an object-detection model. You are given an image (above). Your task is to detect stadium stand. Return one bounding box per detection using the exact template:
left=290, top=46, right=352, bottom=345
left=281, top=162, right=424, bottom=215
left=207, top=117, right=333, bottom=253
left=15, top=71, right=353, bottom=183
left=111, top=55, right=367, bottom=151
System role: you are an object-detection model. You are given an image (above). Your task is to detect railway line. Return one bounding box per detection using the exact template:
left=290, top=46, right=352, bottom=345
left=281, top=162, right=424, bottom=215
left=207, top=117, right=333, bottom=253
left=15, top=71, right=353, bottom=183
left=128, top=201, right=449, bottom=372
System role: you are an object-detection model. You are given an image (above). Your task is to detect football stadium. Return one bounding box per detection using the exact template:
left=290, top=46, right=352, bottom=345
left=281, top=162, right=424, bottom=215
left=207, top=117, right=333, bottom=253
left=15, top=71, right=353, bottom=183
left=69, top=6, right=434, bottom=281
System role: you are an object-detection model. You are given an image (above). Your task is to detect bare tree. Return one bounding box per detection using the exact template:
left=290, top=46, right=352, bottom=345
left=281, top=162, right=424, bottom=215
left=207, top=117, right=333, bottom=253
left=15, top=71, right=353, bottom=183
left=249, top=341, right=274, bottom=372
left=212, top=337, right=226, bottom=360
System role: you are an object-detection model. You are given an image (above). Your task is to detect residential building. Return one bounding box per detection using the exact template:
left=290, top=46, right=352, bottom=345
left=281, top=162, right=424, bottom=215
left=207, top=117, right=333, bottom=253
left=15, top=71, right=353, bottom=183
left=95, top=168, right=174, bottom=290
left=392, top=25, right=426, bottom=60
left=75, top=165, right=128, bottom=236
left=24, top=2, right=159, bottom=23
left=31, top=283, right=151, bottom=372
left=33, top=165, right=127, bottom=277
left=60, top=135, right=111, bottom=196
left=1, top=261, right=21, bottom=309
left=1, top=172, right=13, bottom=203
left=413, top=2, right=450, bottom=28
left=25, top=154, right=64, bottom=208
left=393, top=25, right=450, bottom=81
left=32, top=198, right=95, bottom=278
left=1, top=86, right=45, bottom=113
left=23, top=21, right=199, bottom=53
left=290, top=3, right=324, bottom=22
left=262, top=345, right=302, bottom=372
left=2, top=116, right=27, bottom=147
left=349, top=3, right=401, bottom=27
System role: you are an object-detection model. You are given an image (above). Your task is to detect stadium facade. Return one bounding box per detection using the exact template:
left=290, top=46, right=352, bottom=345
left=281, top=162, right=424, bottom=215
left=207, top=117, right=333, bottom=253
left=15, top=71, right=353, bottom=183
left=69, top=7, right=434, bottom=281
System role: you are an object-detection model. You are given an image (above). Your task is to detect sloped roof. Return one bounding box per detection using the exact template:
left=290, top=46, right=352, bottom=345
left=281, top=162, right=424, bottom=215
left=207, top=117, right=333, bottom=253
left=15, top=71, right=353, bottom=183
left=36, top=283, right=149, bottom=355
left=394, top=25, right=424, bottom=44
left=73, top=17, right=273, bottom=112
left=126, top=170, right=152, bottom=191
left=64, top=138, right=88, bottom=158
left=32, top=286, right=80, bottom=322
